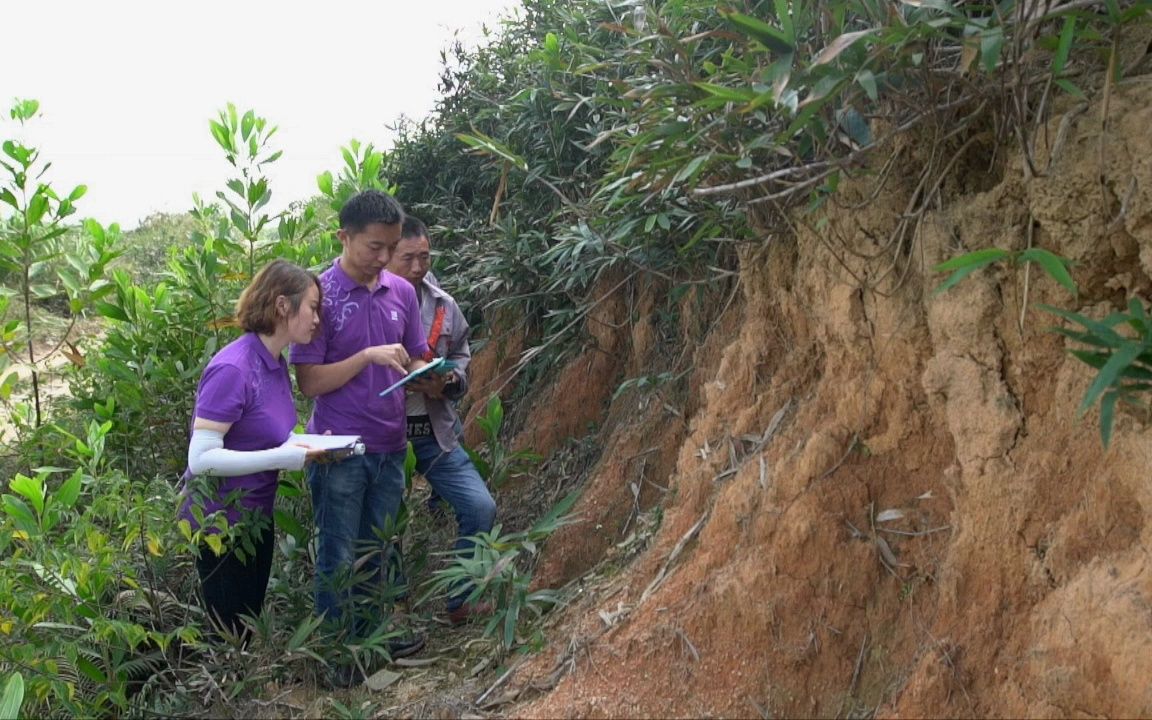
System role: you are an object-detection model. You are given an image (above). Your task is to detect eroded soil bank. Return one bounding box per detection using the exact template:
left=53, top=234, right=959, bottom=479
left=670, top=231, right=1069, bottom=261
left=464, top=79, right=1152, bottom=718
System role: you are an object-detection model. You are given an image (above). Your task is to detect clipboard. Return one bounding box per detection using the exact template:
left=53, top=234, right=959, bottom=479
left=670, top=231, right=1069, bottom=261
left=284, top=433, right=366, bottom=458
left=378, top=357, right=448, bottom=397
left=286, top=434, right=363, bottom=451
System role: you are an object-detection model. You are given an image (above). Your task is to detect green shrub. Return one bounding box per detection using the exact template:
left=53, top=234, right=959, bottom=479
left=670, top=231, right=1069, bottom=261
left=419, top=490, right=580, bottom=650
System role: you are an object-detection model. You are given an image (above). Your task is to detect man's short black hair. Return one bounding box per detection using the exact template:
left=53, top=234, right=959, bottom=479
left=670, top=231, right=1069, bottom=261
left=339, top=189, right=404, bottom=234
left=401, top=215, right=429, bottom=242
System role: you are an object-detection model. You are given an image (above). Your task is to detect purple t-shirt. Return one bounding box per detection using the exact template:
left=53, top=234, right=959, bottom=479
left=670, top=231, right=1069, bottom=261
left=290, top=259, right=427, bottom=453
left=179, top=332, right=298, bottom=526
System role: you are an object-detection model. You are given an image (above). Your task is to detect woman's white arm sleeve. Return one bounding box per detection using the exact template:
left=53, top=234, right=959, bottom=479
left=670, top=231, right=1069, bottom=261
left=187, top=428, right=306, bottom=476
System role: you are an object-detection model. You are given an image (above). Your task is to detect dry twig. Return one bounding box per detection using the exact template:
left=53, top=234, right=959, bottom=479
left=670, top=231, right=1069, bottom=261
left=640, top=511, right=710, bottom=603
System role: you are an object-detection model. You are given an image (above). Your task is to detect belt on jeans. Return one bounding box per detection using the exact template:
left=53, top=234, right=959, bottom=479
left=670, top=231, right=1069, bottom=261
left=407, top=415, right=433, bottom=438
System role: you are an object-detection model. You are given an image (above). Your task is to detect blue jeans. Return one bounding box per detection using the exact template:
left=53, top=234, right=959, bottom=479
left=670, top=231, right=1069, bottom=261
left=309, top=451, right=406, bottom=633
left=410, top=436, right=497, bottom=610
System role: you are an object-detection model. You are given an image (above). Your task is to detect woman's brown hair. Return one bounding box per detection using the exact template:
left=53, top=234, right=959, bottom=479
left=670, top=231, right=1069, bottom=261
left=235, top=260, right=321, bottom=335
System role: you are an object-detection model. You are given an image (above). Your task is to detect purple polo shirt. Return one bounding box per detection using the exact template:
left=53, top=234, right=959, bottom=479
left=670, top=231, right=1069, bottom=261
left=290, top=259, right=427, bottom=453
left=180, top=332, right=298, bottom=527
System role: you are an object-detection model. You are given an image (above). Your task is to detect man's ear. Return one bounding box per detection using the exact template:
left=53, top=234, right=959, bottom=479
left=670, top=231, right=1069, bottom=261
left=337, top=228, right=350, bottom=246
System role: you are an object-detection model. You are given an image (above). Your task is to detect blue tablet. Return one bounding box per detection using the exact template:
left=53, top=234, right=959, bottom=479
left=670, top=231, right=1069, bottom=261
left=378, top=357, right=449, bottom=397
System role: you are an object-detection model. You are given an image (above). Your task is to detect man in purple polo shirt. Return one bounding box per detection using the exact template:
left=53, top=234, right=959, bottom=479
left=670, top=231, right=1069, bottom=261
left=290, top=190, right=428, bottom=682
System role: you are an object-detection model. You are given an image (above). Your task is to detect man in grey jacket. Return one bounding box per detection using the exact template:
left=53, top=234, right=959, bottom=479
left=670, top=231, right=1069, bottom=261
left=388, top=216, right=497, bottom=624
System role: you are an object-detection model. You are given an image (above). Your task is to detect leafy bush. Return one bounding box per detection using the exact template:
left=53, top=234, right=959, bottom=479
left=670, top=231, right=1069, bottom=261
left=0, top=103, right=385, bottom=716
left=68, top=105, right=331, bottom=480
left=0, top=99, right=118, bottom=438
left=0, top=419, right=196, bottom=716
left=381, top=0, right=1150, bottom=431
left=1043, top=299, right=1152, bottom=447
left=420, top=490, right=580, bottom=650
left=466, top=394, right=542, bottom=489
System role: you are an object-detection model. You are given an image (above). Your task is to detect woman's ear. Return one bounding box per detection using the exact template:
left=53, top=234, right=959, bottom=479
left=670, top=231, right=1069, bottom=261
left=275, top=295, right=290, bottom=318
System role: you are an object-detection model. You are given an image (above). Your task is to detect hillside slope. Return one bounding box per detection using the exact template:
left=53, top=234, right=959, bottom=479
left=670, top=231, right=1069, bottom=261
left=473, top=80, right=1152, bottom=717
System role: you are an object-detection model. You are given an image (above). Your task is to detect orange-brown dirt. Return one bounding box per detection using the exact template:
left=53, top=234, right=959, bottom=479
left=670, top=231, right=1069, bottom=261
left=465, top=80, right=1152, bottom=718
left=461, top=306, right=529, bottom=448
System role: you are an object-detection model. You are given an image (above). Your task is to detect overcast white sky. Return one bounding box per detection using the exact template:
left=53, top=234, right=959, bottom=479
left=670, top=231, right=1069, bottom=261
left=4, top=0, right=520, bottom=229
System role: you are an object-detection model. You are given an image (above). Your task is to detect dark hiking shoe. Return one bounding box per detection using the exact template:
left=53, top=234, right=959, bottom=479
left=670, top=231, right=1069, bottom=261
left=387, top=631, right=426, bottom=660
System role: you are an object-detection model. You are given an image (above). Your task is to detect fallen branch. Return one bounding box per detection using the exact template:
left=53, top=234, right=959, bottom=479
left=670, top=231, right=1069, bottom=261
left=848, top=633, right=868, bottom=699
left=640, top=511, right=710, bottom=603
left=877, top=525, right=952, bottom=537
left=475, top=655, right=528, bottom=707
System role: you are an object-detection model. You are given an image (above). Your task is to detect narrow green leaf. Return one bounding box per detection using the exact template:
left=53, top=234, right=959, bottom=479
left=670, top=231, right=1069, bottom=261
left=1128, top=297, right=1145, bottom=321
left=1056, top=79, right=1085, bottom=99
left=0, top=672, right=24, bottom=720
left=1052, top=16, right=1076, bottom=75
left=721, top=11, right=795, bottom=55
left=456, top=132, right=528, bottom=172
left=933, top=248, right=1011, bottom=273
left=1039, top=305, right=1125, bottom=345
left=317, top=170, right=334, bottom=197
left=673, top=155, right=710, bottom=184
left=1019, top=247, right=1077, bottom=295
left=26, top=194, right=48, bottom=225
left=489, top=395, right=504, bottom=434
left=286, top=613, right=323, bottom=650
left=341, top=145, right=356, bottom=173
left=1069, top=349, right=1110, bottom=370
left=76, top=657, right=107, bottom=684
left=530, top=489, right=581, bottom=535
left=773, top=0, right=794, bottom=42
left=209, top=120, right=232, bottom=153
left=503, top=602, right=518, bottom=648
left=1099, top=389, right=1118, bottom=447
left=363, top=151, right=383, bottom=183
left=240, top=110, right=256, bottom=141
left=979, top=26, right=1005, bottom=72
left=813, top=29, right=875, bottom=66
left=692, top=83, right=757, bottom=103
left=2, top=496, right=36, bottom=532
left=94, top=301, right=129, bottom=322
left=83, top=217, right=106, bottom=243
left=248, top=178, right=268, bottom=206
left=934, top=264, right=985, bottom=294
left=932, top=249, right=1010, bottom=292
left=0, top=371, right=19, bottom=402
left=856, top=69, right=879, bottom=101
left=2, top=141, right=29, bottom=166
left=274, top=508, right=306, bottom=546
left=1079, top=341, right=1141, bottom=417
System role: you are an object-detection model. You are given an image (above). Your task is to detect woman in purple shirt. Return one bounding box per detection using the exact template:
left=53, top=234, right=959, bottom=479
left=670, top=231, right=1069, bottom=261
left=181, top=259, right=322, bottom=638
